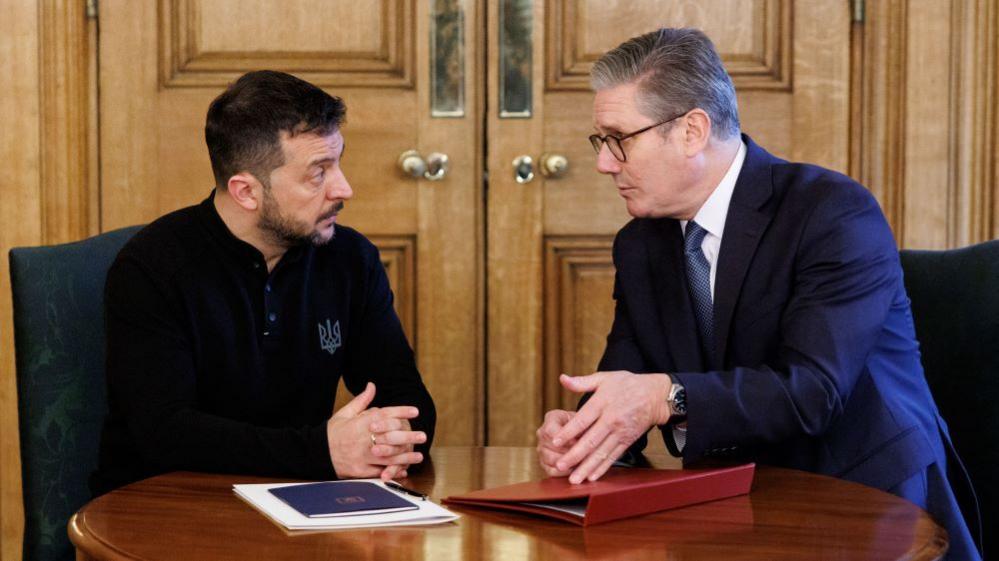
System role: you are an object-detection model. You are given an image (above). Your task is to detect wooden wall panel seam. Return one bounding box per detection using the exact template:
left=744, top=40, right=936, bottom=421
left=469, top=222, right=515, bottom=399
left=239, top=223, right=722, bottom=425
left=39, top=0, right=94, bottom=244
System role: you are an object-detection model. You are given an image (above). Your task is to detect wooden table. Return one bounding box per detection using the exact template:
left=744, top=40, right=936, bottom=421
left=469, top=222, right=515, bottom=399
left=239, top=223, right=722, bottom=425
left=70, top=446, right=947, bottom=560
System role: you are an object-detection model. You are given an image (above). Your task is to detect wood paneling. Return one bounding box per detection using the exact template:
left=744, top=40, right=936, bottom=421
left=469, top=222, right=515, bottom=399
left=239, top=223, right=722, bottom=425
left=851, top=0, right=908, bottom=238
left=542, top=237, right=613, bottom=413
left=857, top=0, right=999, bottom=249
left=486, top=0, right=546, bottom=446
left=413, top=0, right=485, bottom=446
left=160, top=0, right=415, bottom=88
left=0, top=1, right=41, bottom=556
left=546, top=0, right=791, bottom=91
left=790, top=0, right=850, bottom=172
left=490, top=0, right=853, bottom=448
left=373, top=236, right=417, bottom=343
left=949, top=0, right=997, bottom=245
left=40, top=1, right=99, bottom=243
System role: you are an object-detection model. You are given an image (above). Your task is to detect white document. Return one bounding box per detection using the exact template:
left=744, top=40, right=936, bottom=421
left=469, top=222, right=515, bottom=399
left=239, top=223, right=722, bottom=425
left=233, top=479, right=459, bottom=530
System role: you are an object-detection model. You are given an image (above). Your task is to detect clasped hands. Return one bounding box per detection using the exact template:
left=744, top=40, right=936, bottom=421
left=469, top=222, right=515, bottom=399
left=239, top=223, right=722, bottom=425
left=327, top=382, right=426, bottom=480
left=536, top=371, right=673, bottom=484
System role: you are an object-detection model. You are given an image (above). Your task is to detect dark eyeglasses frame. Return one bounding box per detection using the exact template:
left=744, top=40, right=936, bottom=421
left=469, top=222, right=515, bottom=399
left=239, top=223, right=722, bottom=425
left=588, top=109, right=690, bottom=162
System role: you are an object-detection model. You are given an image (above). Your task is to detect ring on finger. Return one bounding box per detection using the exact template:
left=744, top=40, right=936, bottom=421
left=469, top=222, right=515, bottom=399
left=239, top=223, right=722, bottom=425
left=370, top=433, right=377, bottom=446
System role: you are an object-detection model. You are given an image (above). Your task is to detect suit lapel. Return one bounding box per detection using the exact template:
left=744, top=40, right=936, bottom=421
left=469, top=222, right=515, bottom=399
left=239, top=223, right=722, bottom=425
left=646, top=219, right=704, bottom=372
left=712, top=136, right=779, bottom=368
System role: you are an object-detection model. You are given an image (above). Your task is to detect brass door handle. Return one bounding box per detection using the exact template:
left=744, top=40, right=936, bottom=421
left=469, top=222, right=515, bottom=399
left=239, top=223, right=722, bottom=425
left=424, top=152, right=449, bottom=181
left=512, top=155, right=534, bottom=184
left=540, top=153, right=569, bottom=178
left=398, top=150, right=427, bottom=178
left=398, top=150, right=449, bottom=181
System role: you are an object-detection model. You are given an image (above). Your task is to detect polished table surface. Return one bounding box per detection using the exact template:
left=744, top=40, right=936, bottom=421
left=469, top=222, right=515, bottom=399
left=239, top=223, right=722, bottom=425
left=70, top=446, right=947, bottom=560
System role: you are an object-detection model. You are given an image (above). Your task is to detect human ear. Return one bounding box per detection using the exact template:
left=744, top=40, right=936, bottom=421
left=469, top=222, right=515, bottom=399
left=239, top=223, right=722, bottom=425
left=226, top=172, right=263, bottom=211
left=683, top=109, right=712, bottom=155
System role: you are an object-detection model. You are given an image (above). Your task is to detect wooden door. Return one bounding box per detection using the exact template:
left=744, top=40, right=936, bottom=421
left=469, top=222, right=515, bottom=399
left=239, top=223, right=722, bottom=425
left=98, top=0, right=484, bottom=445
left=486, top=0, right=853, bottom=447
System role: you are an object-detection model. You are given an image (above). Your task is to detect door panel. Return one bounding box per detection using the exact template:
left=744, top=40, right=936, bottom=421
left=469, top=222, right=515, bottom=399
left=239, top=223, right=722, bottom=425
left=99, top=0, right=482, bottom=445
left=487, top=0, right=852, bottom=446
left=99, top=0, right=850, bottom=451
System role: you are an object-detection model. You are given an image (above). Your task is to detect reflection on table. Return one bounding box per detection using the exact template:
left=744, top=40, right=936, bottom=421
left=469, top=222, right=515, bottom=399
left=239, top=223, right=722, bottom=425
left=70, top=446, right=947, bottom=561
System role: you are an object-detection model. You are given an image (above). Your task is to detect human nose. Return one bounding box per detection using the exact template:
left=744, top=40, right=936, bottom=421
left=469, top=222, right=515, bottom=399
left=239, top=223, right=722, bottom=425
left=328, top=169, right=353, bottom=200
left=594, top=143, right=621, bottom=175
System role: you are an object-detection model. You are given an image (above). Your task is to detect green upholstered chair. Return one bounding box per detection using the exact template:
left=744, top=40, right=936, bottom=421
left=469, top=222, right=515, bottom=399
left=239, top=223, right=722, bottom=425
left=900, top=239, right=999, bottom=558
left=9, top=225, right=142, bottom=561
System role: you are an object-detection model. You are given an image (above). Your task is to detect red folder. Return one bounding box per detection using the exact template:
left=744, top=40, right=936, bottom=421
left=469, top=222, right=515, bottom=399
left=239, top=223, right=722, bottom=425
left=442, top=463, right=754, bottom=526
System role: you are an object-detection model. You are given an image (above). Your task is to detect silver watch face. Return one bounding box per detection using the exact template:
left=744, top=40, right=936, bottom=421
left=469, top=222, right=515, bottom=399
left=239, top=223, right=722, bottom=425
left=669, top=383, right=687, bottom=417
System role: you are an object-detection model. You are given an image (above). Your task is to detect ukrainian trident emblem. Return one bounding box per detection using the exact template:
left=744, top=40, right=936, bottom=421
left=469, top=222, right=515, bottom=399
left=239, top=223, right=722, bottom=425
left=319, top=319, right=341, bottom=355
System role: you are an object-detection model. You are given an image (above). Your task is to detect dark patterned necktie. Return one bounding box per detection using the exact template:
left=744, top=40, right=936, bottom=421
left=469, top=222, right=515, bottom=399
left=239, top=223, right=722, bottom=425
left=684, top=221, right=713, bottom=357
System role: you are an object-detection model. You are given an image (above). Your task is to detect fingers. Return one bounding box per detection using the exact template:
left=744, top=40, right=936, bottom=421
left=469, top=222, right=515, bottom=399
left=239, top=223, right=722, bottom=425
left=536, top=409, right=577, bottom=477
left=568, top=434, right=624, bottom=484
left=559, top=372, right=603, bottom=393
left=380, top=464, right=408, bottom=481
left=367, top=406, right=420, bottom=423
left=540, top=409, right=573, bottom=434
left=586, top=442, right=629, bottom=483
left=371, top=429, right=427, bottom=448
left=370, top=450, right=423, bottom=467
left=333, top=382, right=376, bottom=418
left=369, top=417, right=414, bottom=434
left=552, top=402, right=600, bottom=447
left=537, top=446, right=573, bottom=477
left=556, top=422, right=611, bottom=473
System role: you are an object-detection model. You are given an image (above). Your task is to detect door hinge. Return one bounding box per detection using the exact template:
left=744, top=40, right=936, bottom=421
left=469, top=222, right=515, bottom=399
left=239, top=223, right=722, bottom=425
left=86, top=0, right=98, bottom=19
left=852, top=0, right=865, bottom=23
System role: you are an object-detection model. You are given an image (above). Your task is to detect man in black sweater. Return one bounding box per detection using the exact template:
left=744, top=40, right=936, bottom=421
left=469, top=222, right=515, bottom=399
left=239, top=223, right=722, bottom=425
left=92, top=70, right=435, bottom=495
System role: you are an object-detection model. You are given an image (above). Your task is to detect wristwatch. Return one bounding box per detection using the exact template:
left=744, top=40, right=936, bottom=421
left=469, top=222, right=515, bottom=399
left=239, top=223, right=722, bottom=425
left=666, top=374, right=687, bottom=422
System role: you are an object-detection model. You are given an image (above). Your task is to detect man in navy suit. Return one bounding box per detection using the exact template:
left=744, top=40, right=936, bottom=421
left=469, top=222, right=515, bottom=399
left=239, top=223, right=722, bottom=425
left=535, top=28, right=980, bottom=560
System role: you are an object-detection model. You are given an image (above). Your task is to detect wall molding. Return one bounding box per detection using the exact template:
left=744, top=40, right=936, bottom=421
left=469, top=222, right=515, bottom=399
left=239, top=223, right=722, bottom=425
left=545, top=0, right=791, bottom=92
left=853, top=0, right=908, bottom=242
left=40, top=1, right=98, bottom=243
left=542, top=236, right=614, bottom=413
left=158, top=0, right=416, bottom=89
left=948, top=0, right=997, bottom=245
left=370, top=235, right=417, bottom=345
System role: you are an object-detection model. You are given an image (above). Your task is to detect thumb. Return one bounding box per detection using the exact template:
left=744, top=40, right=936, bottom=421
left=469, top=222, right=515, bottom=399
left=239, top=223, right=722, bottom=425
left=334, top=382, right=376, bottom=418
left=559, top=373, right=602, bottom=393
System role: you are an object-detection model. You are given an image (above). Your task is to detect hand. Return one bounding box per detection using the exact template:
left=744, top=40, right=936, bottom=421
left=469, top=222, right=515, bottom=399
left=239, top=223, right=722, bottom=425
left=536, top=409, right=577, bottom=477
left=370, top=416, right=421, bottom=480
left=326, top=382, right=426, bottom=479
left=551, top=371, right=672, bottom=484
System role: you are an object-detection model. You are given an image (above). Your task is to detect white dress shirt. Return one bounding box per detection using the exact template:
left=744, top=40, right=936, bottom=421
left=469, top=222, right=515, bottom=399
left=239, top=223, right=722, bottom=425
left=671, top=140, right=747, bottom=453
left=680, top=141, right=747, bottom=298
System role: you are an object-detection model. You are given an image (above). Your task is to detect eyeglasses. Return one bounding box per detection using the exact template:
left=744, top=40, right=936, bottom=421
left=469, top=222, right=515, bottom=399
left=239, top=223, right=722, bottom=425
left=588, top=110, right=690, bottom=162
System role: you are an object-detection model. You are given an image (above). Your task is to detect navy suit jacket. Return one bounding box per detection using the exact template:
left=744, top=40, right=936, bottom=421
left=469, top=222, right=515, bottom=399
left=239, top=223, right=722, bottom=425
left=602, top=135, right=953, bottom=493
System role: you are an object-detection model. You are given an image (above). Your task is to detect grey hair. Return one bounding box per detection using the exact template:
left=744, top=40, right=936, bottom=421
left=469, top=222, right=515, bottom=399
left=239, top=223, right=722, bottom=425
left=591, top=28, right=740, bottom=139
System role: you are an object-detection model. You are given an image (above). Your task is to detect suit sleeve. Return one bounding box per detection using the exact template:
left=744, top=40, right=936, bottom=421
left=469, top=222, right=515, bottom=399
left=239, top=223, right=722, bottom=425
left=676, top=185, right=902, bottom=462
left=340, top=242, right=436, bottom=456
left=106, top=258, right=335, bottom=480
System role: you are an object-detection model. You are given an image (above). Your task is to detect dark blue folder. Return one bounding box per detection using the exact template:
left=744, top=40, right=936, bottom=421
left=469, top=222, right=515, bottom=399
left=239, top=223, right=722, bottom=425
left=269, top=481, right=419, bottom=518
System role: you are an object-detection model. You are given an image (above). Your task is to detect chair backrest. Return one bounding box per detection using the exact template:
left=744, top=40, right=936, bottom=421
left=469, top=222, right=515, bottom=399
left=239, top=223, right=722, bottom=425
left=8, top=225, right=142, bottom=561
left=900, top=239, right=999, bottom=556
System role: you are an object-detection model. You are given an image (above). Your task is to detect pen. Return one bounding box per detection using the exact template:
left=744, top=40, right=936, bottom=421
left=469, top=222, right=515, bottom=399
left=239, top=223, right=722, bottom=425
left=385, top=481, right=428, bottom=501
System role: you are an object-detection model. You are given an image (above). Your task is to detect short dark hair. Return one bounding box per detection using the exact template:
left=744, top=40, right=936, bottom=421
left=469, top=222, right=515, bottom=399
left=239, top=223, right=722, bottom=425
left=591, top=28, right=740, bottom=139
left=205, top=70, right=346, bottom=189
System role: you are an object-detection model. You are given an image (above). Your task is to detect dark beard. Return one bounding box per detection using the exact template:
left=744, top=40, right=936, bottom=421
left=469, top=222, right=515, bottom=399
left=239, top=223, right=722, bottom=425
left=259, top=193, right=343, bottom=247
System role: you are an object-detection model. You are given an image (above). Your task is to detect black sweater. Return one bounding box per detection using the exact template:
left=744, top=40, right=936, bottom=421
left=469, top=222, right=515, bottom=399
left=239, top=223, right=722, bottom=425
left=92, top=194, right=435, bottom=495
